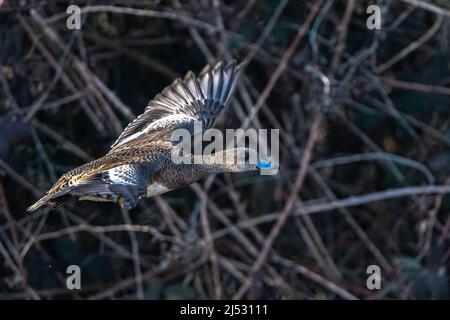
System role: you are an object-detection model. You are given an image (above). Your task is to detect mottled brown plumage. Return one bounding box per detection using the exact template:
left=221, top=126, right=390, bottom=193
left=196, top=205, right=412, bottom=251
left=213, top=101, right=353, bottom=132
left=47, top=141, right=172, bottom=195
left=27, top=60, right=257, bottom=212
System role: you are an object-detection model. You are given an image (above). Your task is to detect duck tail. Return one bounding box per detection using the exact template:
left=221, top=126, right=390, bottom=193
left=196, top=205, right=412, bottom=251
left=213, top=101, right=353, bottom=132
left=27, top=184, right=73, bottom=213
left=27, top=192, right=73, bottom=213
left=27, top=195, right=52, bottom=213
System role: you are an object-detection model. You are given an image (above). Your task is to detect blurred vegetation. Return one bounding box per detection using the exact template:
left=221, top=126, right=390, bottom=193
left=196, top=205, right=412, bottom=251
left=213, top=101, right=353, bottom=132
left=0, top=0, right=450, bottom=299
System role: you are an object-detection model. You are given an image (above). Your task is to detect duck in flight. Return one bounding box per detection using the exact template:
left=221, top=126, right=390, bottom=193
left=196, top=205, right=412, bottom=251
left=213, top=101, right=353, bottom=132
left=27, top=60, right=261, bottom=212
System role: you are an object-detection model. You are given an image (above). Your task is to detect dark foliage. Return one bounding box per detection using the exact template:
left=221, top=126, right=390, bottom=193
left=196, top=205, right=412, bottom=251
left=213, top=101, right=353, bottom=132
left=0, top=0, right=450, bottom=299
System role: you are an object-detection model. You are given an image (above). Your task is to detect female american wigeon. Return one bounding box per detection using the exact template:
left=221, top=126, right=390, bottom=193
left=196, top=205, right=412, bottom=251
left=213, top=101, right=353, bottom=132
left=28, top=60, right=260, bottom=212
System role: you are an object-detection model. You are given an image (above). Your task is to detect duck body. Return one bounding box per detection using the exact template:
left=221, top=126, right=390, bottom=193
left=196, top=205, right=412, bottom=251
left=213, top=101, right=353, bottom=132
left=27, top=60, right=257, bottom=212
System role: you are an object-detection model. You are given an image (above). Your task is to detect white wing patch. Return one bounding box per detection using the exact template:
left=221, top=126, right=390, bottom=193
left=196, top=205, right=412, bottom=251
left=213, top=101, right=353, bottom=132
left=106, top=165, right=136, bottom=185
left=105, top=164, right=150, bottom=190
left=146, top=182, right=170, bottom=197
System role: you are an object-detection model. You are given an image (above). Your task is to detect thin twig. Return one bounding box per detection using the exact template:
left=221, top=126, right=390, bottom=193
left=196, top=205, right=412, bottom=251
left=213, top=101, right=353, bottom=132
left=233, top=115, right=322, bottom=299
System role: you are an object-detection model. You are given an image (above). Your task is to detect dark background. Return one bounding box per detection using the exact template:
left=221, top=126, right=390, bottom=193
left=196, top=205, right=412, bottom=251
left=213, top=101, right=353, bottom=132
left=0, top=0, right=450, bottom=299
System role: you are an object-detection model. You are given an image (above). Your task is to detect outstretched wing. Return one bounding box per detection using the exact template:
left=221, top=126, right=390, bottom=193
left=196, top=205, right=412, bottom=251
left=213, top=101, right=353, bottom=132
left=110, top=60, right=244, bottom=151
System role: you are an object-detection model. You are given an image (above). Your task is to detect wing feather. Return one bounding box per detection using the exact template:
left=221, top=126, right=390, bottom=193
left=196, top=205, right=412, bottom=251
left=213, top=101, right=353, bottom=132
left=110, top=60, right=244, bottom=150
